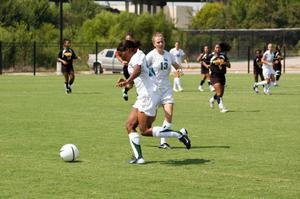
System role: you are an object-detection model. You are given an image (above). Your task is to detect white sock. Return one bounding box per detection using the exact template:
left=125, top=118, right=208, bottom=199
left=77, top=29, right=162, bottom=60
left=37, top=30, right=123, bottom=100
left=173, top=78, right=177, bottom=90
left=162, top=120, right=172, bottom=130
left=128, top=132, right=143, bottom=159
left=152, top=126, right=181, bottom=139
left=176, top=78, right=183, bottom=90
left=218, top=98, right=224, bottom=110
left=256, top=80, right=267, bottom=86
left=160, top=120, right=172, bottom=145
left=269, top=81, right=274, bottom=88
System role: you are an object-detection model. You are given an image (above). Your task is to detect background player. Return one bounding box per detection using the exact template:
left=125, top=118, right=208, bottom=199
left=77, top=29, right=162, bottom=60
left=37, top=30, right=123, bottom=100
left=169, top=41, right=188, bottom=92
left=115, top=32, right=135, bottom=101
left=208, top=43, right=231, bottom=113
left=197, top=45, right=214, bottom=92
left=254, top=43, right=275, bottom=95
left=116, top=40, right=191, bottom=164
left=146, top=33, right=183, bottom=149
left=252, top=49, right=264, bottom=93
left=57, top=39, right=80, bottom=94
left=273, top=45, right=282, bottom=86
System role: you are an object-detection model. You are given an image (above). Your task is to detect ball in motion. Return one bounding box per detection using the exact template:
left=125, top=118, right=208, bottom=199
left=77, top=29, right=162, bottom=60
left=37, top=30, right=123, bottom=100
left=59, top=144, right=79, bottom=162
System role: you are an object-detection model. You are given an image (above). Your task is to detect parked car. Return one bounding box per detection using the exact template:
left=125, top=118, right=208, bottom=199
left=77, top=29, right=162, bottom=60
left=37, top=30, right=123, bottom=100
left=87, top=48, right=123, bottom=74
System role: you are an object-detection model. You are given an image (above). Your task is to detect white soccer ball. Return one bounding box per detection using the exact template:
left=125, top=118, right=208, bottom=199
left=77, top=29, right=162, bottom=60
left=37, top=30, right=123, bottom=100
left=59, top=144, right=79, bottom=162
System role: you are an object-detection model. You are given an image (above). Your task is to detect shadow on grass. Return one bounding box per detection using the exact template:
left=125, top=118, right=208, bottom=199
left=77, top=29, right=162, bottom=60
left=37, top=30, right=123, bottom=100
left=66, top=160, right=84, bottom=163
left=228, top=110, right=260, bottom=113
left=73, top=91, right=103, bottom=95
left=272, top=92, right=300, bottom=96
left=146, top=145, right=230, bottom=149
left=146, top=158, right=210, bottom=166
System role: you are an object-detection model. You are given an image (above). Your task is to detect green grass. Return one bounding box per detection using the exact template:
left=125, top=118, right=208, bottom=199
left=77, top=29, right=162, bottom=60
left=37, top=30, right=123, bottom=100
left=0, top=74, right=299, bottom=199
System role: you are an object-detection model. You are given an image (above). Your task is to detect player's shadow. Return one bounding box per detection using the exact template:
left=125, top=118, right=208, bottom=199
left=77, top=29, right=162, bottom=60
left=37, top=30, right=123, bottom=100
left=146, top=145, right=230, bottom=149
left=73, top=91, right=103, bottom=95
left=228, top=110, right=260, bottom=113
left=273, top=92, right=300, bottom=96
left=147, top=158, right=210, bottom=166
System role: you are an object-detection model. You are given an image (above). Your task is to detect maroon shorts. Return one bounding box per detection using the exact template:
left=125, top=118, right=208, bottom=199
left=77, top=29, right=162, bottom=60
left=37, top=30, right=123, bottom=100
left=211, top=75, right=226, bottom=86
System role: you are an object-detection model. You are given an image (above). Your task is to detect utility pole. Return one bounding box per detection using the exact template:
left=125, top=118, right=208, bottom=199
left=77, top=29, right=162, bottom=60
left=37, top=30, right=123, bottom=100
left=60, top=0, right=63, bottom=51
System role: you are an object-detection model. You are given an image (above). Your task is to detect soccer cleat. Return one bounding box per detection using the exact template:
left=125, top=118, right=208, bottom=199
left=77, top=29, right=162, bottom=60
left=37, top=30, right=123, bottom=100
left=173, top=88, right=179, bottom=92
left=129, top=157, right=145, bottom=164
left=123, top=93, right=128, bottom=101
left=198, top=85, right=204, bottom=92
left=178, top=88, right=184, bottom=92
left=253, top=84, right=258, bottom=93
left=159, top=143, right=171, bottom=149
left=209, top=98, right=214, bottom=109
left=178, top=128, right=191, bottom=149
left=220, top=108, right=229, bottom=113
left=68, top=86, right=72, bottom=93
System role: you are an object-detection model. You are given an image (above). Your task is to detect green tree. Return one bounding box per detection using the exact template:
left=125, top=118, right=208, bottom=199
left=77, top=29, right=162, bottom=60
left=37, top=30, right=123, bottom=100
left=191, top=3, right=226, bottom=29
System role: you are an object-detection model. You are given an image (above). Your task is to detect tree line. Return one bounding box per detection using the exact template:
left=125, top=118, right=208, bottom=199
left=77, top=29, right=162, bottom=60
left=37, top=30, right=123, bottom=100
left=0, top=0, right=299, bottom=70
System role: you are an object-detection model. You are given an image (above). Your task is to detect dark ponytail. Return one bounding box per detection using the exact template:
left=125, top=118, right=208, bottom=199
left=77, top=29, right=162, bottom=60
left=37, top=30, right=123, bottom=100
left=117, top=40, right=141, bottom=52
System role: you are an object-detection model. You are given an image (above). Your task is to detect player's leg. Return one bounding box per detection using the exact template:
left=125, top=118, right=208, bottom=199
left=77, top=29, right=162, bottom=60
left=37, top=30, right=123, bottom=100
left=213, top=83, right=227, bottom=112
left=253, top=71, right=259, bottom=93
left=126, top=108, right=144, bottom=164
left=63, top=72, right=70, bottom=93
left=68, top=70, right=75, bottom=93
left=207, top=74, right=214, bottom=91
left=138, top=111, right=191, bottom=149
left=173, top=75, right=178, bottom=92
left=198, top=74, right=206, bottom=91
left=174, top=71, right=183, bottom=92
left=256, top=68, right=269, bottom=93
left=159, top=103, right=173, bottom=149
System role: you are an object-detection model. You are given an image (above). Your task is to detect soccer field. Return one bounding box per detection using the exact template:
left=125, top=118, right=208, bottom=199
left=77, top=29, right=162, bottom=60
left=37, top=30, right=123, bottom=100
left=0, top=74, right=299, bottom=199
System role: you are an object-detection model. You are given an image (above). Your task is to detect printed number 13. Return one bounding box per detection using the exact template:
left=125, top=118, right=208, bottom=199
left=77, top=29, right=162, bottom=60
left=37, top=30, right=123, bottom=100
left=160, top=62, right=168, bottom=70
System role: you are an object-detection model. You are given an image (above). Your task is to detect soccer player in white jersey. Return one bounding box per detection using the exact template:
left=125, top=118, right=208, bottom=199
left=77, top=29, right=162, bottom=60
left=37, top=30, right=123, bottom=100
left=169, top=41, right=189, bottom=92
left=254, top=43, right=275, bottom=94
left=146, top=33, right=183, bottom=149
left=116, top=40, right=191, bottom=164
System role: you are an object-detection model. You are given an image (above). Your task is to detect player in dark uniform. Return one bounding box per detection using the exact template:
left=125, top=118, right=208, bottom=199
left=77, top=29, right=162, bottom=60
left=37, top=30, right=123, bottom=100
left=196, top=46, right=214, bottom=92
left=273, top=45, right=282, bottom=86
left=115, top=32, right=135, bottom=101
left=208, top=43, right=231, bottom=113
left=252, top=49, right=264, bottom=93
left=57, top=39, right=80, bottom=94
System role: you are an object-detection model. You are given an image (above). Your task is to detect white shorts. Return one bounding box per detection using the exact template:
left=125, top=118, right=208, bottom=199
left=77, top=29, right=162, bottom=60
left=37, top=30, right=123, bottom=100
left=133, top=92, right=160, bottom=117
left=263, top=67, right=275, bottom=79
left=158, top=86, right=174, bottom=105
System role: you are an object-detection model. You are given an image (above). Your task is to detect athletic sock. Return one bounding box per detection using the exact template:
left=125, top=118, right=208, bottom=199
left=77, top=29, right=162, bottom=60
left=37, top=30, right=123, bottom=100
left=208, top=80, right=211, bottom=86
left=124, top=87, right=129, bottom=94
left=256, top=80, right=267, bottom=86
left=218, top=97, right=224, bottom=109
left=162, top=120, right=172, bottom=130
left=214, top=94, right=218, bottom=100
left=160, top=120, right=172, bottom=145
left=152, top=126, right=181, bottom=139
left=128, top=132, right=143, bottom=159
left=200, top=80, right=205, bottom=86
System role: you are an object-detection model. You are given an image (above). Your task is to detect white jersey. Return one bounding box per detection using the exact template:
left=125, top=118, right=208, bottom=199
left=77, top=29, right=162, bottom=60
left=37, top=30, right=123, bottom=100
left=128, top=49, right=155, bottom=96
left=262, top=50, right=274, bottom=69
left=146, top=49, right=176, bottom=89
left=128, top=49, right=159, bottom=116
left=169, top=48, right=185, bottom=65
